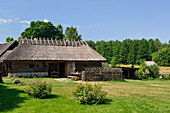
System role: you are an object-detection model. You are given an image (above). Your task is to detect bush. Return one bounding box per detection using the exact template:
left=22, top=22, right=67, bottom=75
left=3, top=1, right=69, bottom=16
left=25, top=80, right=52, bottom=98
left=102, top=62, right=109, bottom=67
left=72, top=83, right=108, bottom=105
left=146, top=64, right=159, bottom=78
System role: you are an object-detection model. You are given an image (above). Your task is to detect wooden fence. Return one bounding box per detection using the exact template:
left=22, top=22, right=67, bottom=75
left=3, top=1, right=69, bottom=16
left=82, top=67, right=123, bottom=81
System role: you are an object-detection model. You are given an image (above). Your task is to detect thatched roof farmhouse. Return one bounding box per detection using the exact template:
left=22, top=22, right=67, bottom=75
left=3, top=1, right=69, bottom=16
left=0, top=38, right=106, bottom=77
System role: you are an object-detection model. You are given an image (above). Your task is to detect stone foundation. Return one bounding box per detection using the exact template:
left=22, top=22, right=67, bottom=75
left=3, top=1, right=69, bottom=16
left=8, top=72, right=48, bottom=78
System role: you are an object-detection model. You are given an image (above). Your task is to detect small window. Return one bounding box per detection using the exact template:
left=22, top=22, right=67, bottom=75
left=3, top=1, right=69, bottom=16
left=83, top=65, right=87, bottom=68
left=29, top=64, right=35, bottom=68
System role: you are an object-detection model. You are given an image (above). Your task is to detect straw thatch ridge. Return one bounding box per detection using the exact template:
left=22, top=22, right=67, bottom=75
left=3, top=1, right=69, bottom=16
left=3, top=38, right=107, bottom=61
left=20, top=38, right=88, bottom=47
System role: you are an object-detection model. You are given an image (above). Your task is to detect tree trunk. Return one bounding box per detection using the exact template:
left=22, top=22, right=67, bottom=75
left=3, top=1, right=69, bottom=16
left=0, top=74, right=3, bottom=83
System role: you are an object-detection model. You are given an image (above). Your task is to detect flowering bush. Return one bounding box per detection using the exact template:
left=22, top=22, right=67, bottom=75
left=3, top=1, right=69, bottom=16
left=72, top=83, right=108, bottom=105
left=25, top=80, right=52, bottom=98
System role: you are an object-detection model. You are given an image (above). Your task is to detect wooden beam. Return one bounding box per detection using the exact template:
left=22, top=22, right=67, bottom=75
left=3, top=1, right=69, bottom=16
left=55, top=39, right=58, bottom=46
left=71, top=40, right=74, bottom=46
left=44, top=38, right=46, bottom=45
left=78, top=41, right=81, bottom=46
left=35, top=38, right=38, bottom=45
left=39, top=37, right=42, bottom=45
left=74, top=40, right=77, bottom=46
left=31, top=38, right=33, bottom=45
left=51, top=38, right=54, bottom=45
left=64, top=39, right=66, bottom=46
left=47, top=38, right=50, bottom=45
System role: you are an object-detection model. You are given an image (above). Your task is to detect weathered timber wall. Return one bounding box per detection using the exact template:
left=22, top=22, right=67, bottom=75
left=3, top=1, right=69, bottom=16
left=10, top=61, right=47, bottom=73
left=76, top=62, right=101, bottom=72
left=84, top=67, right=123, bottom=81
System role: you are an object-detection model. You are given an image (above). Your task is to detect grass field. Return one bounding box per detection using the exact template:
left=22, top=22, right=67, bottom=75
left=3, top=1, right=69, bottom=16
left=116, top=64, right=170, bottom=74
left=0, top=77, right=170, bottom=113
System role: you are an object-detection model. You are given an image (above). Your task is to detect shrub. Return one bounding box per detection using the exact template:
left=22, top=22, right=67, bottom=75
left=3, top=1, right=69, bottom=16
left=146, top=64, right=159, bottom=78
left=25, top=80, right=52, bottom=98
left=102, top=62, right=109, bottom=67
left=72, top=83, right=108, bottom=105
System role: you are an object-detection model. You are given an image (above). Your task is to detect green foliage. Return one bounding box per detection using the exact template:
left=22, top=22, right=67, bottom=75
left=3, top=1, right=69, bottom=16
left=20, top=21, right=64, bottom=40
left=96, top=40, right=106, bottom=57
left=64, top=26, right=82, bottom=41
left=86, top=40, right=96, bottom=50
left=148, top=39, right=157, bottom=60
left=163, top=75, right=170, bottom=80
left=110, top=57, right=117, bottom=67
left=138, top=60, right=160, bottom=79
left=119, top=39, right=129, bottom=64
left=146, top=64, right=159, bottom=78
left=86, top=38, right=168, bottom=66
left=154, top=39, right=162, bottom=51
left=102, top=62, right=109, bottom=67
left=6, top=37, right=14, bottom=42
left=138, top=59, right=147, bottom=79
left=72, top=83, right=108, bottom=105
left=25, top=80, right=52, bottom=98
left=152, top=47, right=170, bottom=66
left=136, top=39, right=149, bottom=62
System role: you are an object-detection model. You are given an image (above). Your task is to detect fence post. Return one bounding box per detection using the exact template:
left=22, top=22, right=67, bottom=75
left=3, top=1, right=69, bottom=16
left=82, top=71, right=86, bottom=81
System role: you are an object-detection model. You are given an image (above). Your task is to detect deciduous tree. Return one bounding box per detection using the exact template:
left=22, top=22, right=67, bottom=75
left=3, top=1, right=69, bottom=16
left=20, top=21, right=64, bottom=40
left=65, top=26, right=82, bottom=41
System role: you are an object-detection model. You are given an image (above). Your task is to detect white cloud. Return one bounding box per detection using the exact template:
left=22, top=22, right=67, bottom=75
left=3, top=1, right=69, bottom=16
left=0, top=18, right=20, bottom=24
left=63, top=24, right=80, bottom=28
left=0, top=18, right=13, bottom=24
left=14, top=18, right=20, bottom=20
left=44, top=19, right=48, bottom=22
left=88, top=25, right=93, bottom=29
left=74, top=25, right=80, bottom=28
left=20, top=20, right=30, bottom=24
left=88, top=24, right=100, bottom=29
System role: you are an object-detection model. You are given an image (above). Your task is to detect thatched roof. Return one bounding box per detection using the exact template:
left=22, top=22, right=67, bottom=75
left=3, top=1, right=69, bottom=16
left=145, top=61, right=157, bottom=66
left=3, top=39, right=106, bottom=61
left=0, top=41, right=17, bottom=57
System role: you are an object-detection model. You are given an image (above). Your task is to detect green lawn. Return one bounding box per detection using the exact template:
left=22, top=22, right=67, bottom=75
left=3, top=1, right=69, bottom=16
left=0, top=77, right=170, bottom=113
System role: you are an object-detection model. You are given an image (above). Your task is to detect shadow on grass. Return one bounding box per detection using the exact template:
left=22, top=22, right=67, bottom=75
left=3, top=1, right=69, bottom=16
left=0, top=84, right=27, bottom=112
left=103, top=98, right=113, bottom=105
left=45, top=94, right=61, bottom=99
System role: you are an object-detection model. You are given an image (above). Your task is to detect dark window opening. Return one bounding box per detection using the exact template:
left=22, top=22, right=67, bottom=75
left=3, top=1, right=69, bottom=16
left=29, top=64, right=35, bottom=68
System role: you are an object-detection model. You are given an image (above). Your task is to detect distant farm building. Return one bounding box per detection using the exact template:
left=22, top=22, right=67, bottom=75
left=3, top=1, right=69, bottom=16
left=145, top=61, right=157, bottom=66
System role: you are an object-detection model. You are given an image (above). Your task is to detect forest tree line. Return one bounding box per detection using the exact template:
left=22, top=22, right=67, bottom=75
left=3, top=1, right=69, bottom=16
left=87, top=39, right=170, bottom=66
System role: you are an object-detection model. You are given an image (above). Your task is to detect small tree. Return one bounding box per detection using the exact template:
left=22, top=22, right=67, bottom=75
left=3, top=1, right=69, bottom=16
left=110, top=57, right=117, bottom=67
left=102, top=62, right=109, bottom=67
left=6, top=37, right=14, bottom=42
left=138, top=59, right=147, bottom=79
left=65, top=26, right=82, bottom=41
left=146, top=64, right=159, bottom=78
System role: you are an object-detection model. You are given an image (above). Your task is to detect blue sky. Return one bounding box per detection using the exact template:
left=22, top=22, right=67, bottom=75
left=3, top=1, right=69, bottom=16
left=0, top=0, right=170, bottom=43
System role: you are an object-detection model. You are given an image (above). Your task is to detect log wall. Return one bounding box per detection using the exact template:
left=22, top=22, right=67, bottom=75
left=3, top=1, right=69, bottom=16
left=10, top=61, right=47, bottom=73
left=76, top=62, right=101, bottom=72
left=84, top=67, right=123, bottom=81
